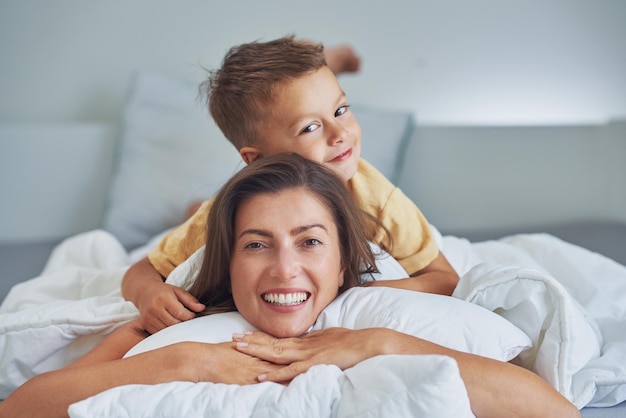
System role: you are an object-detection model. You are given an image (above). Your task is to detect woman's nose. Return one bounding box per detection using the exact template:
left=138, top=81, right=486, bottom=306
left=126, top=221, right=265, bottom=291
left=272, top=247, right=301, bottom=280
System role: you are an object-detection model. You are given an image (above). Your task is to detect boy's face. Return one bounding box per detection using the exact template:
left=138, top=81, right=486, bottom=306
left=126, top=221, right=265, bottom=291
left=240, top=66, right=361, bottom=183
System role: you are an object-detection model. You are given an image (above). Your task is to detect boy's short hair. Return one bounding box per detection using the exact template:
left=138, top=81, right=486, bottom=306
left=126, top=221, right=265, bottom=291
left=200, top=35, right=327, bottom=150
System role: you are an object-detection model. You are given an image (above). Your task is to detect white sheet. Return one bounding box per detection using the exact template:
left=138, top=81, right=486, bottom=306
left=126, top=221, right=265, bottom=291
left=446, top=233, right=626, bottom=407
left=1, top=228, right=625, bottom=416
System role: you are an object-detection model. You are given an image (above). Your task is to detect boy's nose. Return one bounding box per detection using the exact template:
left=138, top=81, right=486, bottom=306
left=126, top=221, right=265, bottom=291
left=328, top=121, right=348, bottom=145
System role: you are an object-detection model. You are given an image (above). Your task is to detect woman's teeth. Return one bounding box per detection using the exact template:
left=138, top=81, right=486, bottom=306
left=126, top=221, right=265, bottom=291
left=263, top=292, right=308, bottom=306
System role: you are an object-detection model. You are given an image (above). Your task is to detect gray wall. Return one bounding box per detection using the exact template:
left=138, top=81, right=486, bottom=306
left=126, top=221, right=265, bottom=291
left=1, top=0, right=625, bottom=237
left=2, top=0, right=625, bottom=125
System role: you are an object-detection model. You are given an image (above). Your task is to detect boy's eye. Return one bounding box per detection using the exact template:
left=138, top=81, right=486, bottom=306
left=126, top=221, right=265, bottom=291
left=335, top=105, right=350, bottom=117
left=302, top=123, right=319, bottom=134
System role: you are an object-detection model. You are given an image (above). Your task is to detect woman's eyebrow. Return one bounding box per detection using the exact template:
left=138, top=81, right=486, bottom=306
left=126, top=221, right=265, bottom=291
left=238, top=229, right=271, bottom=239
left=238, top=224, right=329, bottom=239
left=291, top=224, right=328, bottom=236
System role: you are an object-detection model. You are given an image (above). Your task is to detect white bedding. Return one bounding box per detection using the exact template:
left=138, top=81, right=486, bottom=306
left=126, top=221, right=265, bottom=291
left=1, top=228, right=625, bottom=416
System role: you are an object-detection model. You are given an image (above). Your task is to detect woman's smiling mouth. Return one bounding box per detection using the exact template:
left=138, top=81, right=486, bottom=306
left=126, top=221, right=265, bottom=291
left=262, top=292, right=309, bottom=306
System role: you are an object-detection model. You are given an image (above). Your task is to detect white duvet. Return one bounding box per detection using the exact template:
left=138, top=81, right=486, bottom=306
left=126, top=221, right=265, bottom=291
left=1, top=228, right=625, bottom=417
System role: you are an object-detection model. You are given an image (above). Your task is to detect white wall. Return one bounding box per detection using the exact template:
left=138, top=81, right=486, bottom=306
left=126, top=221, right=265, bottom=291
left=1, top=0, right=625, bottom=125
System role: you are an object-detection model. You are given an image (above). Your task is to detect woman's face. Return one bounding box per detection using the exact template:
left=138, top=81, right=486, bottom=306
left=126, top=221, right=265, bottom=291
left=229, top=187, right=345, bottom=337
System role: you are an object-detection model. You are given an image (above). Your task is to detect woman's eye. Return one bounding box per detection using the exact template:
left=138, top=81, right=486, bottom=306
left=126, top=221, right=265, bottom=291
left=245, top=242, right=264, bottom=250
left=304, top=238, right=321, bottom=247
left=335, top=105, right=349, bottom=117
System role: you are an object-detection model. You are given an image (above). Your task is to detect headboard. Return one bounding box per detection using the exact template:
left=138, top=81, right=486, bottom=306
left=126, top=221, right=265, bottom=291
left=397, top=120, right=626, bottom=236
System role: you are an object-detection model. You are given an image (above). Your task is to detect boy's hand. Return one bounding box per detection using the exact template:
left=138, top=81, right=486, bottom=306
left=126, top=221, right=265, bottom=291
left=122, top=257, right=206, bottom=334
left=137, top=281, right=206, bottom=334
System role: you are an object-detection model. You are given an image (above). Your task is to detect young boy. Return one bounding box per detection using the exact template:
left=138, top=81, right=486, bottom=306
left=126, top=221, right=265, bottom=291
left=122, top=35, right=459, bottom=334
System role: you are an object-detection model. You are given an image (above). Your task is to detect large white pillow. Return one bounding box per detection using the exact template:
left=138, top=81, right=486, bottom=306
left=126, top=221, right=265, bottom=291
left=102, top=72, right=414, bottom=249
left=126, top=288, right=531, bottom=362
left=127, top=241, right=530, bottom=360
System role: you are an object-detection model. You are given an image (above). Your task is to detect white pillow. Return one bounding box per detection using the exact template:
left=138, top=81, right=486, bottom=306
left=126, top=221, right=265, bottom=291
left=102, top=72, right=243, bottom=250
left=126, top=288, right=530, bottom=362
left=102, top=72, right=414, bottom=249
left=128, top=241, right=530, bottom=360
left=314, top=286, right=531, bottom=361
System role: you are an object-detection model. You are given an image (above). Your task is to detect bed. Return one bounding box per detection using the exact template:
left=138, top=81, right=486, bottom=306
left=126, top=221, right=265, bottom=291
left=1, top=71, right=625, bottom=416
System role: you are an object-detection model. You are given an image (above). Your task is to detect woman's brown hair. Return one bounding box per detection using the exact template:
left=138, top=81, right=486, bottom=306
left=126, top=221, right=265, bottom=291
left=188, top=153, right=389, bottom=315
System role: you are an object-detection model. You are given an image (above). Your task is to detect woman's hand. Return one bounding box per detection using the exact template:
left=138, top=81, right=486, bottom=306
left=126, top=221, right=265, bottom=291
left=232, top=327, right=385, bottom=383
left=179, top=341, right=283, bottom=385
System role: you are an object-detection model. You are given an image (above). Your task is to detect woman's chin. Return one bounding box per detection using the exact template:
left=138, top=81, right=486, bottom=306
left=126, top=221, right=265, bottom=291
left=250, top=306, right=319, bottom=338
left=265, top=322, right=312, bottom=338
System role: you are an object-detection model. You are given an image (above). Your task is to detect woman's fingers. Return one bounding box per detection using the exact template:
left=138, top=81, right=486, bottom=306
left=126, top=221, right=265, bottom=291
left=190, top=342, right=283, bottom=385
left=231, top=328, right=385, bottom=383
left=231, top=333, right=315, bottom=383
left=233, top=328, right=372, bottom=366
left=259, top=361, right=311, bottom=383
left=233, top=331, right=301, bottom=364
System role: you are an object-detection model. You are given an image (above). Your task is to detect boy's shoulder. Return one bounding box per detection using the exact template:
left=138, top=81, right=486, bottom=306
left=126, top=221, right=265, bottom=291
left=349, top=158, right=397, bottom=208
left=350, top=158, right=395, bottom=191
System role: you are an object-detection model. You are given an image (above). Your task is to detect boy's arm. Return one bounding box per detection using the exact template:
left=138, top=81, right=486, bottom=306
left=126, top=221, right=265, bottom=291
left=366, top=251, right=459, bottom=296
left=121, top=257, right=205, bottom=334
left=353, top=159, right=458, bottom=295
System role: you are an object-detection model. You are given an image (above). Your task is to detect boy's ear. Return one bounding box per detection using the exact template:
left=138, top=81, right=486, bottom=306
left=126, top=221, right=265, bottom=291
left=240, top=147, right=262, bottom=165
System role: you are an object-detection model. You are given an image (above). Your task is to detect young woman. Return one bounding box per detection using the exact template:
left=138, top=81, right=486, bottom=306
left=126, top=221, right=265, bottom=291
left=0, top=154, right=578, bottom=418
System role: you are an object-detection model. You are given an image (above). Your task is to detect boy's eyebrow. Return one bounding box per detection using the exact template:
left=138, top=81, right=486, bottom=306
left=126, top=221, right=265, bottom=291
left=238, top=224, right=328, bottom=239
left=288, top=91, right=348, bottom=130
left=334, top=91, right=348, bottom=106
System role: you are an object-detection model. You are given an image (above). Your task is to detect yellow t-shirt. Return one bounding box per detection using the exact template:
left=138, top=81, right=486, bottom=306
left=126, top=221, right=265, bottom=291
left=148, top=158, right=438, bottom=278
